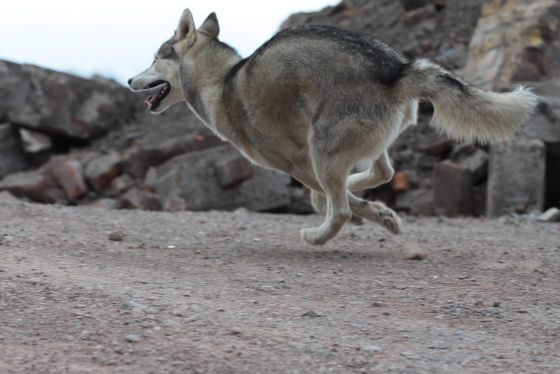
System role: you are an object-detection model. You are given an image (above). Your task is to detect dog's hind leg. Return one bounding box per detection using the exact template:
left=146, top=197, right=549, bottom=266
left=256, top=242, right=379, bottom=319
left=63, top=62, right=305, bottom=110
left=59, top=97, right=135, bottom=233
left=348, top=194, right=402, bottom=234
left=347, top=151, right=394, bottom=192
left=311, top=189, right=364, bottom=225
left=300, top=147, right=353, bottom=246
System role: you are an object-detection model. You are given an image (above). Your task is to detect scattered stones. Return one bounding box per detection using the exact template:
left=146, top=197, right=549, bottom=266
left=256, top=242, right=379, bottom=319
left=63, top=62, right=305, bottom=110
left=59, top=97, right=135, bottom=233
left=0, top=170, right=64, bottom=203
left=108, top=231, right=125, bottom=241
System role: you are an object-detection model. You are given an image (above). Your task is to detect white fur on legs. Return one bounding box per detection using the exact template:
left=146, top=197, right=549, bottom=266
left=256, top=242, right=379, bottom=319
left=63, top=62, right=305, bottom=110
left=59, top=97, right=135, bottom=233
left=348, top=194, right=402, bottom=235
left=347, top=151, right=394, bottom=192
left=311, top=189, right=363, bottom=225
left=310, top=189, right=326, bottom=215
left=300, top=154, right=352, bottom=245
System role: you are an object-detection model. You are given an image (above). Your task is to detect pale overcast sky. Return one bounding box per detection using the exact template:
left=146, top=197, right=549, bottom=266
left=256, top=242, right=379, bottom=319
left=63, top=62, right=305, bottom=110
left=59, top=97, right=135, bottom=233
left=0, top=1, right=337, bottom=83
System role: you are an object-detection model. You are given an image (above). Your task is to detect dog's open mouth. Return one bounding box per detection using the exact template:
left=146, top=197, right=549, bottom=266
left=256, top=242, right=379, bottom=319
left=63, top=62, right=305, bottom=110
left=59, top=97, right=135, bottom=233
left=143, top=80, right=171, bottom=111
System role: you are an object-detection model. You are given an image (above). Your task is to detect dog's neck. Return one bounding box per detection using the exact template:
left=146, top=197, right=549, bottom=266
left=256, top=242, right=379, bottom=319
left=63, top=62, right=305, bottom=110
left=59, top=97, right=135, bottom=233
left=179, top=40, right=241, bottom=137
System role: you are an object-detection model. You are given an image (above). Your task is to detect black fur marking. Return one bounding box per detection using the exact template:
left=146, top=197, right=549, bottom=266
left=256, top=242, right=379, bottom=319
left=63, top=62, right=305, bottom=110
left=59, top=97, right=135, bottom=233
left=440, top=73, right=468, bottom=93
left=250, top=25, right=410, bottom=86
left=224, top=58, right=249, bottom=84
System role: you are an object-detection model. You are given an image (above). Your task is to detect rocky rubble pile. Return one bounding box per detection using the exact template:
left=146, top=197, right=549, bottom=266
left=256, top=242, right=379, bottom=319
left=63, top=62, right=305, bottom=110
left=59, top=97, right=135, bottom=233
left=0, top=0, right=559, bottom=218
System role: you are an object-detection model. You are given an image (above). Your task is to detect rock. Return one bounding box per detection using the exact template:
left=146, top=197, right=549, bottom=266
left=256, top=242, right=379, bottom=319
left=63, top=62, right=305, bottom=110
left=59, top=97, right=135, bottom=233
left=125, top=334, right=141, bottom=343
left=154, top=145, right=291, bottom=212
left=124, top=301, right=147, bottom=311
left=106, top=174, right=134, bottom=197
left=89, top=198, right=118, bottom=209
left=433, top=161, right=473, bottom=216
left=0, top=123, right=28, bottom=179
left=47, top=157, right=88, bottom=199
left=84, top=152, right=122, bottom=192
left=538, top=207, right=560, bottom=222
left=215, top=154, right=254, bottom=188
left=461, top=0, right=560, bottom=89
left=451, top=144, right=489, bottom=183
left=301, top=311, right=322, bottom=318
left=362, top=344, right=383, bottom=353
left=283, top=0, right=483, bottom=67
left=392, top=171, right=410, bottom=192
left=487, top=138, right=546, bottom=217
left=0, top=59, right=136, bottom=140
left=400, top=0, right=431, bottom=11
left=520, top=79, right=560, bottom=143
left=108, top=231, right=125, bottom=241
left=395, top=188, right=434, bottom=216
left=118, top=189, right=162, bottom=211
left=122, top=129, right=221, bottom=178
left=404, top=245, right=429, bottom=260
left=144, top=167, right=158, bottom=189
left=287, top=187, right=315, bottom=215
left=0, top=170, right=64, bottom=203
left=19, top=128, right=52, bottom=153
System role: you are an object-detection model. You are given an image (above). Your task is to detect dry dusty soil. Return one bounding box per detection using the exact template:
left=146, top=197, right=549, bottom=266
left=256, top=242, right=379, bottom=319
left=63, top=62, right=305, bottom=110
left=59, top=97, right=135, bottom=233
left=0, top=192, right=559, bottom=373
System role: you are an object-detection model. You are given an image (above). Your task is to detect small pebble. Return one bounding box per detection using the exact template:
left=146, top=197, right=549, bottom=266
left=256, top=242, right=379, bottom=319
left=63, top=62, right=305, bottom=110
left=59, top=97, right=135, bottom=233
left=362, top=344, right=382, bottom=353
left=108, top=231, right=125, bottom=241
left=301, top=310, right=322, bottom=318
left=404, top=245, right=429, bottom=260
left=125, top=334, right=141, bottom=343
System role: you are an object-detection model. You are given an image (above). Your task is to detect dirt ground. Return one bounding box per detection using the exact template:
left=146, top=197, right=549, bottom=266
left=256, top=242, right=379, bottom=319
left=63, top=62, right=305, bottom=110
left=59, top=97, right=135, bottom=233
left=0, top=192, right=559, bottom=374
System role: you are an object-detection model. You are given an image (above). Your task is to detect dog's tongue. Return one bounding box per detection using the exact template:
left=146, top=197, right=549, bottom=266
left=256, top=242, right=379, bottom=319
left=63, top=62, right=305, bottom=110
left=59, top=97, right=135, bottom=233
left=144, top=95, right=157, bottom=109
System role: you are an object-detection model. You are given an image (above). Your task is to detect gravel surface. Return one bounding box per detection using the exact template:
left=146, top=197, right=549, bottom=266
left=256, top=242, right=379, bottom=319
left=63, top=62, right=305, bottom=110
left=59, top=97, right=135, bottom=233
left=0, top=192, right=559, bottom=373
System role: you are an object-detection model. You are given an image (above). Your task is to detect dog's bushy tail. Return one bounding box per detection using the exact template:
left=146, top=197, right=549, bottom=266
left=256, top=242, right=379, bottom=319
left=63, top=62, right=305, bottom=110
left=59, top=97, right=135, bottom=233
left=399, top=58, right=539, bottom=143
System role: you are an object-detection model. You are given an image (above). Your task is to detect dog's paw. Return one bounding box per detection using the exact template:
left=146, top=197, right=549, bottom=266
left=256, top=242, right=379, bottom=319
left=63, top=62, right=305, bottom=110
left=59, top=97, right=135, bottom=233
left=380, top=209, right=402, bottom=235
left=300, top=228, right=328, bottom=246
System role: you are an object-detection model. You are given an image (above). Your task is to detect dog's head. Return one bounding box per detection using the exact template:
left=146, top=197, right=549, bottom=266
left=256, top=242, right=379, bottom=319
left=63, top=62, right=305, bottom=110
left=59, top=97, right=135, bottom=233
left=128, top=9, right=219, bottom=114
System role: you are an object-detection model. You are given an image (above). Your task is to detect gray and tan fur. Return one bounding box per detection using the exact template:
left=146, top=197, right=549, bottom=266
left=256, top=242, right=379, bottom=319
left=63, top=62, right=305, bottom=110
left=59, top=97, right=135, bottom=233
left=129, top=9, right=538, bottom=245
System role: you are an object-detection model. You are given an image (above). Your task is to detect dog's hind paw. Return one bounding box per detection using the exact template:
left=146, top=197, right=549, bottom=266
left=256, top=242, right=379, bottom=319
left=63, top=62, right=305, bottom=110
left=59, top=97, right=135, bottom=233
left=381, top=209, right=402, bottom=235
left=300, top=228, right=328, bottom=246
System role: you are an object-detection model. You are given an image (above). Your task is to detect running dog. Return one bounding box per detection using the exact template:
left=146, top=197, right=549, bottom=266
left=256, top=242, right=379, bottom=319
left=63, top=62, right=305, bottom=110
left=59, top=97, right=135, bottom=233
left=128, top=9, right=538, bottom=245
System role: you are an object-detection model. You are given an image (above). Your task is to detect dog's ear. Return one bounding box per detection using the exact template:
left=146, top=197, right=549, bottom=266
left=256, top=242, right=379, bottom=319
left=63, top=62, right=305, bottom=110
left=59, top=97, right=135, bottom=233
left=175, top=8, right=196, bottom=43
left=198, top=12, right=220, bottom=38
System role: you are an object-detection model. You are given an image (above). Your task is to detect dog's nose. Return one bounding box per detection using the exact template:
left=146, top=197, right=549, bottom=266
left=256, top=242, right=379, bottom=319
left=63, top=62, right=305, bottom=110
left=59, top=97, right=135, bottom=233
left=127, top=78, right=133, bottom=85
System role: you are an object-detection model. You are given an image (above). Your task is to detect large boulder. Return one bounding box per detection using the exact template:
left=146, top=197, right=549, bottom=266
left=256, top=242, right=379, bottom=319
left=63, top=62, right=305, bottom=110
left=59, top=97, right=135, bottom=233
left=0, top=60, right=136, bottom=140
left=461, top=0, right=560, bottom=89
left=487, top=138, right=546, bottom=217
left=154, top=145, right=292, bottom=212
